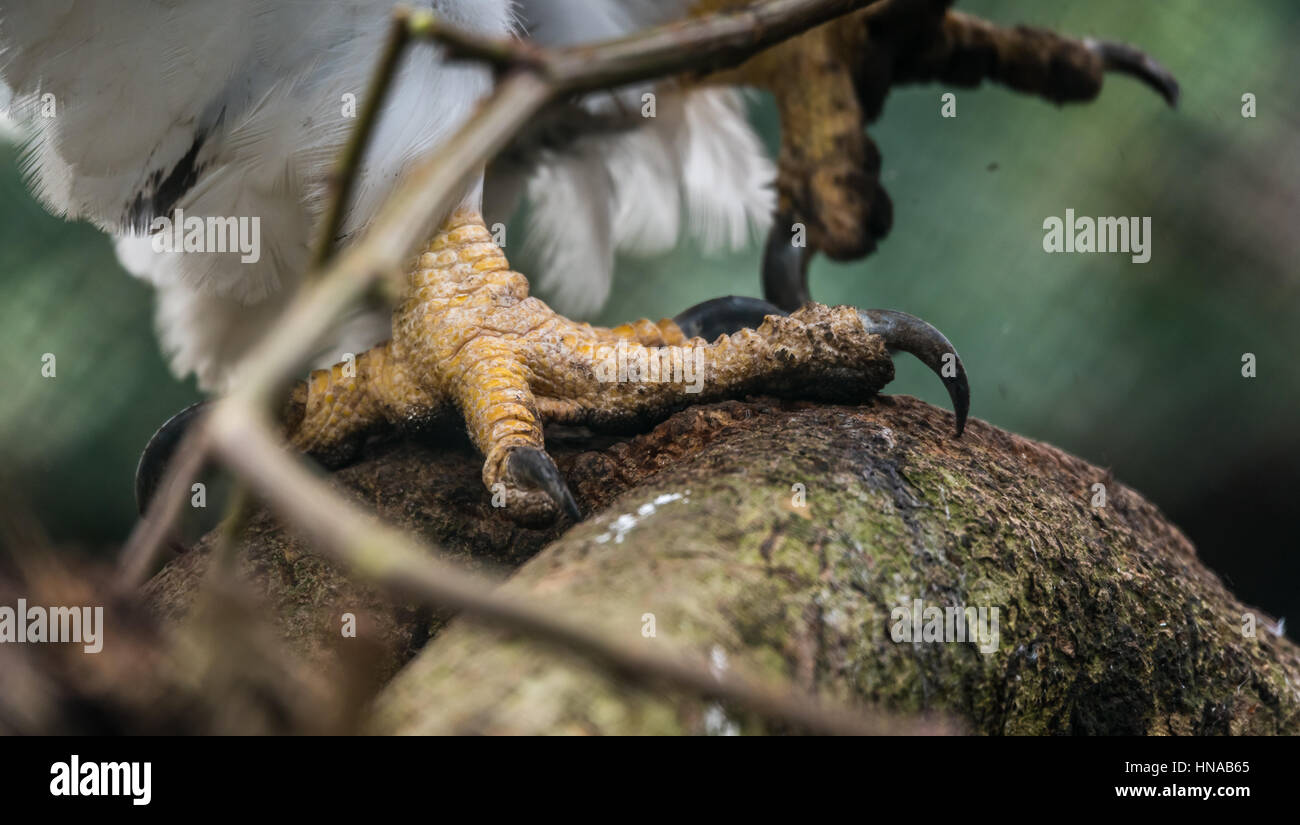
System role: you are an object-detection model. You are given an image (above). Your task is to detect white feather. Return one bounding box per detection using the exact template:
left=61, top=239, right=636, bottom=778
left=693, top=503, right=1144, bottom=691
left=521, top=151, right=617, bottom=313
left=679, top=89, right=775, bottom=253
left=501, top=1, right=775, bottom=316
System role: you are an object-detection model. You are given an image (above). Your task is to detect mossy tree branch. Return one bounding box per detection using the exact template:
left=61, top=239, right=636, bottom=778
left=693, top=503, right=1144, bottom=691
left=144, top=397, right=1300, bottom=735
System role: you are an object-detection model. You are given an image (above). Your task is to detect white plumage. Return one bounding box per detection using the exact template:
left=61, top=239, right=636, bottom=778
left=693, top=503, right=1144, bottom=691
left=0, top=0, right=774, bottom=391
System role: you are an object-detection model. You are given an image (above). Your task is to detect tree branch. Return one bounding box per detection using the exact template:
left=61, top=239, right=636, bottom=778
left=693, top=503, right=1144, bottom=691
left=140, top=398, right=1300, bottom=735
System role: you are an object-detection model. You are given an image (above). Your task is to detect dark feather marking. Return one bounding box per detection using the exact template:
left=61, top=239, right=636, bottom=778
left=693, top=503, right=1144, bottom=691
left=123, top=131, right=208, bottom=232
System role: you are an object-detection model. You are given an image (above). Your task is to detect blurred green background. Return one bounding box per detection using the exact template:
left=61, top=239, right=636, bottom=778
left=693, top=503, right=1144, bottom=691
left=1, top=1, right=1296, bottom=630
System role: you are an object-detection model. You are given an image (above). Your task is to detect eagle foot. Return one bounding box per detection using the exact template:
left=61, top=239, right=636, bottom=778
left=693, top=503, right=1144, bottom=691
left=698, top=0, right=1178, bottom=309
left=138, top=211, right=968, bottom=525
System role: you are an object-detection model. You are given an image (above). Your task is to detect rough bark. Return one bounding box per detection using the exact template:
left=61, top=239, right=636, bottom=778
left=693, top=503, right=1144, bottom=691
left=142, top=396, right=1300, bottom=735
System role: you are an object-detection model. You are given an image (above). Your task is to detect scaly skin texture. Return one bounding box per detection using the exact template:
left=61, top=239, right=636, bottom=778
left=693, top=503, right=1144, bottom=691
left=285, top=210, right=894, bottom=524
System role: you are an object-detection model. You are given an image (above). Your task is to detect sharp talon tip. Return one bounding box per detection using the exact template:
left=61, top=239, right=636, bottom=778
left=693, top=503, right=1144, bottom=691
left=507, top=447, right=582, bottom=522
left=953, top=390, right=969, bottom=439
left=857, top=309, right=970, bottom=440
left=135, top=401, right=211, bottom=515
left=1085, top=38, right=1181, bottom=108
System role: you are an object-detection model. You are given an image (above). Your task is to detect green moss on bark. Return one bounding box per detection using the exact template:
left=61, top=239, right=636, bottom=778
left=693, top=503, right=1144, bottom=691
left=142, top=396, right=1298, bottom=734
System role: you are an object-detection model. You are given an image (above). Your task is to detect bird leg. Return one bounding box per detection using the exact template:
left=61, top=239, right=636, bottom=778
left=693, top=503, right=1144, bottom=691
left=693, top=0, right=1179, bottom=309
left=276, top=209, right=964, bottom=525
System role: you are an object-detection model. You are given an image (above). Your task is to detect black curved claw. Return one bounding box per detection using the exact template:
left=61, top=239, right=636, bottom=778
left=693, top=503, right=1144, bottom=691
left=135, top=401, right=211, bottom=515
left=857, top=309, right=970, bottom=437
left=761, top=219, right=813, bottom=312
left=1084, top=38, right=1180, bottom=107
left=673, top=295, right=789, bottom=340
left=507, top=446, right=581, bottom=522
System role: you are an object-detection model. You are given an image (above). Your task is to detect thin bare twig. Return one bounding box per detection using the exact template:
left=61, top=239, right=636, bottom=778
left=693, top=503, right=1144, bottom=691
left=408, top=0, right=883, bottom=90
left=543, top=0, right=882, bottom=91
left=210, top=483, right=253, bottom=577
left=406, top=8, right=547, bottom=69
left=116, top=424, right=210, bottom=589
left=310, top=12, right=413, bottom=272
